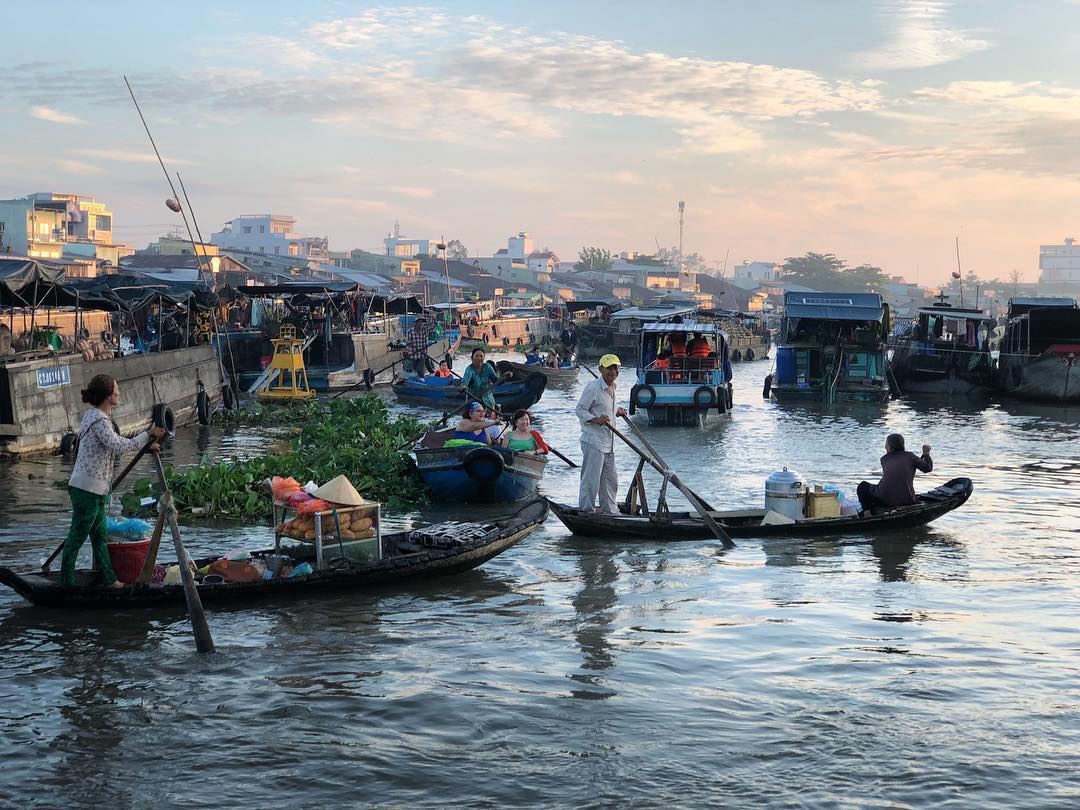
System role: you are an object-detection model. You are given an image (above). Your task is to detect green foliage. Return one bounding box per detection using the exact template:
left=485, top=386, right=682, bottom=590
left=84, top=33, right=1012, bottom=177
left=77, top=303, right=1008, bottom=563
left=780, top=252, right=888, bottom=293
left=134, top=397, right=430, bottom=522
left=445, top=239, right=468, bottom=260
left=574, top=247, right=613, bottom=272
left=627, top=253, right=669, bottom=267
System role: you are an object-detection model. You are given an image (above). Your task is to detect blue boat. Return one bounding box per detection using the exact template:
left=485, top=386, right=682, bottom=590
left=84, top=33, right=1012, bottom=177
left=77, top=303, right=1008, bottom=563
left=765, top=292, right=891, bottom=403
left=391, top=364, right=547, bottom=412
left=628, top=321, right=733, bottom=426
left=413, top=429, right=549, bottom=503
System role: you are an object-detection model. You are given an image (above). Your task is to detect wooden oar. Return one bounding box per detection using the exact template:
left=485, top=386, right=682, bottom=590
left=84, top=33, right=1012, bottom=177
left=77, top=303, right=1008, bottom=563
left=42, top=435, right=157, bottom=573
left=603, top=420, right=734, bottom=549
left=136, top=508, right=167, bottom=584
left=150, top=450, right=215, bottom=653
left=619, top=414, right=714, bottom=510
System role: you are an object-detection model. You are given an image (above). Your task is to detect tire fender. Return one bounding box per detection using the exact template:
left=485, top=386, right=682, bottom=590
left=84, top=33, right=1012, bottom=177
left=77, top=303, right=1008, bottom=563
left=462, top=446, right=505, bottom=484
left=196, top=390, right=211, bottom=425
left=693, top=386, right=716, bottom=408
left=634, top=384, right=656, bottom=408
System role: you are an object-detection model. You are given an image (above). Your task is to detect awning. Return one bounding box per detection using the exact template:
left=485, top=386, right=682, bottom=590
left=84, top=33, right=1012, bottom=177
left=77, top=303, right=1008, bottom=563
left=783, top=292, right=884, bottom=322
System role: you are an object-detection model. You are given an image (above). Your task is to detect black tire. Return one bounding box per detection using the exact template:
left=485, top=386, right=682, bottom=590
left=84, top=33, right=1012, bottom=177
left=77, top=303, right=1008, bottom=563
left=732, top=349, right=742, bottom=362
left=424, top=354, right=437, bottom=373
left=634, top=384, right=657, bottom=408
left=59, top=432, right=78, bottom=457
left=462, top=446, right=505, bottom=484
left=100, top=331, right=114, bottom=344
left=222, top=383, right=236, bottom=410
left=762, top=374, right=773, bottom=399
left=745, top=348, right=755, bottom=361
left=628, top=385, right=638, bottom=415
left=363, top=367, right=376, bottom=388
left=196, top=390, right=211, bottom=425
left=502, top=337, right=511, bottom=347
left=152, top=404, right=175, bottom=434
left=726, top=386, right=734, bottom=410
left=693, top=386, right=716, bottom=408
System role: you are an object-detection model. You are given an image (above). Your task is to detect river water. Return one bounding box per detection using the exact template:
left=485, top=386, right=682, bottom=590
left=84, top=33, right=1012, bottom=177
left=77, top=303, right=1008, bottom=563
left=0, top=353, right=1077, bottom=808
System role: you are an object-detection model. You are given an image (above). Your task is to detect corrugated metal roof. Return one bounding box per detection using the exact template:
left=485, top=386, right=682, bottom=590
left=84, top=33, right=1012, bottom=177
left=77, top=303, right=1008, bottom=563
left=640, top=321, right=721, bottom=334
left=611, top=304, right=698, bottom=321
left=783, top=291, right=884, bottom=322
left=333, top=270, right=393, bottom=290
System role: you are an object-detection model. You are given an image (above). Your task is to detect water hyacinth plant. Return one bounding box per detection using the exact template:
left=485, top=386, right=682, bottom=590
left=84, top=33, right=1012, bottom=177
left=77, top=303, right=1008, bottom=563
left=126, top=397, right=430, bottom=520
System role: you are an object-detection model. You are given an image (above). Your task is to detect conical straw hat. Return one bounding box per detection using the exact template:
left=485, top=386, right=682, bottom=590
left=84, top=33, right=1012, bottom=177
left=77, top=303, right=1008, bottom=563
left=312, top=474, right=367, bottom=506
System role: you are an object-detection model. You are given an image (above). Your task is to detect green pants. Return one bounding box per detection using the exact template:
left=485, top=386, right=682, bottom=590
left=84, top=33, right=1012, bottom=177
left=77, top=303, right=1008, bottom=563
left=61, top=486, right=117, bottom=587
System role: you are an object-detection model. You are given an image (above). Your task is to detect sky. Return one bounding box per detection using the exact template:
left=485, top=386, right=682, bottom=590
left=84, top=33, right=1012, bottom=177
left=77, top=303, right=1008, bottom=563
left=3, top=0, right=1080, bottom=286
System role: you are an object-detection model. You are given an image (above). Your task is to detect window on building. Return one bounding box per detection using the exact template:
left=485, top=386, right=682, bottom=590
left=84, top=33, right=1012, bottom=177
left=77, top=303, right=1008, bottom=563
left=259, top=246, right=265, bottom=254
left=95, top=215, right=111, bottom=231
left=260, top=226, right=265, bottom=233
left=243, top=226, right=252, bottom=234
left=274, top=246, right=280, bottom=255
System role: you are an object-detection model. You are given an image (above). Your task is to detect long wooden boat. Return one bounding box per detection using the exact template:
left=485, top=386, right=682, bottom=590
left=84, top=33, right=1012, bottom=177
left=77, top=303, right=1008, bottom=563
left=549, top=478, right=972, bottom=540
left=392, top=366, right=547, bottom=412
left=0, top=501, right=548, bottom=609
left=413, top=429, right=548, bottom=503
left=500, top=359, right=580, bottom=383
left=996, top=297, right=1080, bottom=403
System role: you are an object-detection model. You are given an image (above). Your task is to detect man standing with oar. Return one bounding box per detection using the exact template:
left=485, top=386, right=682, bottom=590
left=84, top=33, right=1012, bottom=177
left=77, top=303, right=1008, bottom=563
left=575, top=354, right=627, bottom=513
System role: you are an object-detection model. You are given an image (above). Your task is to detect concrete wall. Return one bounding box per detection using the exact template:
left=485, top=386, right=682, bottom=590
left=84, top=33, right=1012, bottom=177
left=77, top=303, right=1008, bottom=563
left=0, top=345, right=223, bottom=455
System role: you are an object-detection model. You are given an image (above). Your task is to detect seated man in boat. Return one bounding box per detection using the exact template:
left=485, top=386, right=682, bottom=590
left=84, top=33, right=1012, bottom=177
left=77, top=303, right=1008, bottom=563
left=498, top=409, right=549, bottom=455
left=856, top=433, right=933, bottom=514
left=453, top=402, right=504, bottom=444
left=434, top=359, right=454, bottom=378
left=525, top=346, right=543, bottom=365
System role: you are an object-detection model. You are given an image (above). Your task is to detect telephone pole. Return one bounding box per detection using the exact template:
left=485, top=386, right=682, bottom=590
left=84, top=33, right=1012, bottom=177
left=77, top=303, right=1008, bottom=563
left=677, top=201, right=685, bottom=274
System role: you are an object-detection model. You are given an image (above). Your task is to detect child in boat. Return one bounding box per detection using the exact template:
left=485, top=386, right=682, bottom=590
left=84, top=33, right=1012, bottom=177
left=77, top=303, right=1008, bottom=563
left=62, top=374, right=165, bottom=588
left=434, top=359, right=454, bottom=378
left=499, top=409, right=549, bottom=455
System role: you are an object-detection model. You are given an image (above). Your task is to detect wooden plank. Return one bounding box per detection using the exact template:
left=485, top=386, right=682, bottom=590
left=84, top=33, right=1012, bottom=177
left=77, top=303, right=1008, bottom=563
left=137, top=508, right=167, bottom=584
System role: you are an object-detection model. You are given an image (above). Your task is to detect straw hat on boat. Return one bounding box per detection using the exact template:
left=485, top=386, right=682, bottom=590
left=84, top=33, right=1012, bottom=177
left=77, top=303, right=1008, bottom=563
left=312, top=474, right=368, bottom=506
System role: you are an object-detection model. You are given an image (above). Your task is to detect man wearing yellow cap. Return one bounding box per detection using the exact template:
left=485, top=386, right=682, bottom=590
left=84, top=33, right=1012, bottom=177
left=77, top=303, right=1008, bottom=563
left=575, top=354, right=627, bottom=513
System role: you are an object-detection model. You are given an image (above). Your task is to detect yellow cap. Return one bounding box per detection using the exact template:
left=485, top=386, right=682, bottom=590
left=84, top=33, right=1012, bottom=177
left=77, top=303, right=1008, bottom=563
left=599, top=353, right=621, bottom=368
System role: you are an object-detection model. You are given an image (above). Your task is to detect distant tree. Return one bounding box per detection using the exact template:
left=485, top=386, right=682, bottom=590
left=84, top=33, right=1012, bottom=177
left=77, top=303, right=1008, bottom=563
left=627, top=253, right=669, bottom=266
left=780, top=252, right=889, bottom=292
left=445, top=239, right=468, bottom=260
left=655, top=246, right=706, bottom=272
left=574, top=247, right=613, bottom=272
left=846, top=263, right=889, bottom=292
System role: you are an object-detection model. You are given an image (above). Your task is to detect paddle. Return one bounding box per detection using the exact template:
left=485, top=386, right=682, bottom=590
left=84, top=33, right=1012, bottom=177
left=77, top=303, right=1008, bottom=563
left=150, top=450, right=215, bottom=653
left=603, top=419, right=734, bottom=549
left=42, top=435, right=158, bottom=573
left=136, top=508, right=167, bottom=584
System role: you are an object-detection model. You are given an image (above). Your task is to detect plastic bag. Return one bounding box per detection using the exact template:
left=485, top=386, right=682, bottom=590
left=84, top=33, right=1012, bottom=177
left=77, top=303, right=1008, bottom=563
left=286, top=490, right=312, bottom=508
left=296, top=498, right=331, bottom=516
left=106, top=516, right=152, bottom=540
left=289, top=562, right=313, bottom=577
left=271, top=476, right=302, bottom=500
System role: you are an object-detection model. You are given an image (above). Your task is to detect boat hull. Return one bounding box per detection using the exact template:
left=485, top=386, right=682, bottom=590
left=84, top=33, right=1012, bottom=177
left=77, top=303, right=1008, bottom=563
left=416, top=443, right=548, bottom=503
left=501, top=360, right=580, bottom=384
left=890, top=343, right=992, bottom=397
left=771, top=384, right=889, bottom=404
left=549, top=478, right=972, bottom=540
left=997, top=352, right=1080, bottom=403
left=0, top=501, right=548, bottom=609
left=392, top=370, right=546, bottom=412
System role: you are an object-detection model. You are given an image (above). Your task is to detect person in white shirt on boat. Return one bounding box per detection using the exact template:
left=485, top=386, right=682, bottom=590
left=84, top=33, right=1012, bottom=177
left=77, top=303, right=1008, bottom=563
left=575, top=354, right=627, bottom=513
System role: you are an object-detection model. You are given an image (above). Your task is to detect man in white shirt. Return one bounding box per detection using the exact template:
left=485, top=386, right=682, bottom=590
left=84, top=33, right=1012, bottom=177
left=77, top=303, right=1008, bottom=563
left=575, top=354, right=627, bottom=513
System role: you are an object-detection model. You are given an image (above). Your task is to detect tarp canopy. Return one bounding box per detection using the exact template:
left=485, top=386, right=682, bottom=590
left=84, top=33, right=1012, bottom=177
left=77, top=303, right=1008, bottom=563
left=699, top=308, right=760, bottom=320
left=0, top=257, right=71, bottom=307
left=640, top=321, right=722, bottom=334
left=234, top=281, right=360, bottom=297
left=783, top=292, right=884, bottom=322
left=612, top=304, right=698, bottom=321
left=565, top=299, right=622, bottom=312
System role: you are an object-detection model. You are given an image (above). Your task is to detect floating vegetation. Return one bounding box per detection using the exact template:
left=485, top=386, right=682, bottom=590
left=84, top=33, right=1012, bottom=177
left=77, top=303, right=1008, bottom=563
left=126, top=397, right=429, bottom=521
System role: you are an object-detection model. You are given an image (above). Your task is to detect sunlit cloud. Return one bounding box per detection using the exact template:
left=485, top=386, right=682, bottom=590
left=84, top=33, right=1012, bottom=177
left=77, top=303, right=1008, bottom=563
left=851, top=0, right=992, bottom=70
left=74, top=147, right=195, bottom=165
left=56, top=159, right=103, bottom=175
left=31, top=105, right=84, bottom=124
left=389, top=186, right=435, bottom=198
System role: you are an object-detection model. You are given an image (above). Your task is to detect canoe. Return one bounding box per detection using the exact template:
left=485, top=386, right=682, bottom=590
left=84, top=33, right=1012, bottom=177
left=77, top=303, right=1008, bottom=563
left=414, top=429, right=548, bottom=503
left=501, top=359, right=580, bottom=383
left=0, top=500, right=548, bottom=609
left=549, top=478, right=972, bottom=540
left=392, top=366, right=547, bottom=412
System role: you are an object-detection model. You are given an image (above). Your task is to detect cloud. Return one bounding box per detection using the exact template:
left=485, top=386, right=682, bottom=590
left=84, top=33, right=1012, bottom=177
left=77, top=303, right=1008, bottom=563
left=304, top=195, right=389, bottom=213
left=56, top=159, right=103, bottom=175
left=389, top=186, right=435, bottom=198
left=851, top=0, right=992, bottom=70
left=74, top=147, right=195, bottom=165
left=31, top=105, right=83, bottom=124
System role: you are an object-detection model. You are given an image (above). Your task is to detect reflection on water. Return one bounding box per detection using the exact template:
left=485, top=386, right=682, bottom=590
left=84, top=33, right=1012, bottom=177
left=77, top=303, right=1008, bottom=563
left=0, top=353, right=1077, bottom=806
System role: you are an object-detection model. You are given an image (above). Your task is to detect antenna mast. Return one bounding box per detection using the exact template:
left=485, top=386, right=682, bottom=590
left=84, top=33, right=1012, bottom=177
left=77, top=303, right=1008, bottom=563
left=677, top=201, right=685, bottom=274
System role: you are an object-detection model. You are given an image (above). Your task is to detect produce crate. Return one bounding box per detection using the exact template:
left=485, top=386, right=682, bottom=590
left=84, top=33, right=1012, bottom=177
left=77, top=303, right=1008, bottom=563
left=272, top=500, right=381, bottom=570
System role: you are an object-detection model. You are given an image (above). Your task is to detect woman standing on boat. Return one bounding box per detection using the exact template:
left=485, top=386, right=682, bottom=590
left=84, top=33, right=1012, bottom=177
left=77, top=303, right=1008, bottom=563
left=61, top=374, right=164, bottom=588
left=459, top=348, right=507, bottom=410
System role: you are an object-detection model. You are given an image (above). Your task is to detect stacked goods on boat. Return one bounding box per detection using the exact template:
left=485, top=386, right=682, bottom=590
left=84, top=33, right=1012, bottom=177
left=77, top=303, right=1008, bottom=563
left=269, top=474, right=381, bottom=567
left=762, top=467, right=852, bottom=524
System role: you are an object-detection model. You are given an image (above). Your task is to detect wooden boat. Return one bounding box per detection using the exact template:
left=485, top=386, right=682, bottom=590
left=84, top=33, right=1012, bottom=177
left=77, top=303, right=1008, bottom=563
left=996, top=297, right=1080, bottom=403
left=413, top=429, right=548, bottom=503
left=549, top=478, right=972, bottom=540
left=501, top=359, right=580, bottom=383
left=392, top=365, right=547, bottom=412
left=767, top=292, right=891, bottom=403
left=889, top=301, right=995, bottom=396
left=0, top=501, right=548, bottom=609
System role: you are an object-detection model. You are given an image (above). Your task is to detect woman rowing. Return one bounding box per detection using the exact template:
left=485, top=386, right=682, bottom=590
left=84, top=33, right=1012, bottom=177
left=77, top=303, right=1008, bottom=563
left=61, top=374, right=166, bottom=588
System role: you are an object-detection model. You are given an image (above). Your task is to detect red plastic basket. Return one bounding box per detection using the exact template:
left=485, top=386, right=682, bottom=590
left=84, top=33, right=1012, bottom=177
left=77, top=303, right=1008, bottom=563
left=106, top=540, right=151, bottom=583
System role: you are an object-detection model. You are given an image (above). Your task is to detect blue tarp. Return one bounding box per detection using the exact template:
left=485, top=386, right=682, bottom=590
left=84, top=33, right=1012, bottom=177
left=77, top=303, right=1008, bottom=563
left=783, top=292, right=884, bottom=322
